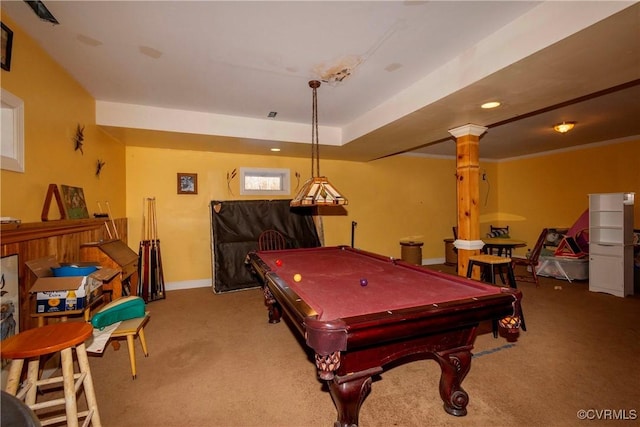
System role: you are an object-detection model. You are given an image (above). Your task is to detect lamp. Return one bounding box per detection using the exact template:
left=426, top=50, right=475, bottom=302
left=290, top=81, right=348, bottom=207
left=553, top=121, right=576, bottom=133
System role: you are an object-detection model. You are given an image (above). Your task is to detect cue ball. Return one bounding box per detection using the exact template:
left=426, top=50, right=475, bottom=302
left=294, top=274, right=302, bottom=282
left=360, top=278, right=368, bottom=287
left=275, top=259, right=283, bottom=267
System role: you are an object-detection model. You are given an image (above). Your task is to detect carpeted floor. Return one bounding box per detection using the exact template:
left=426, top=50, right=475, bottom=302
left=65, top=265, right=640, bottom=426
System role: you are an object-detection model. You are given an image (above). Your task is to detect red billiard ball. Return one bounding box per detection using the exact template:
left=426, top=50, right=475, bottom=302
left=275, top=259, right=283, bottom=267
left=360, top=278, right=368, bottom=287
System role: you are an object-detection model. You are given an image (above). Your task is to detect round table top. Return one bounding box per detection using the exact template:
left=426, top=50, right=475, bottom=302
left=0, top=322, right=93, bottom=359
left=482, top=238, right=526, bottom=246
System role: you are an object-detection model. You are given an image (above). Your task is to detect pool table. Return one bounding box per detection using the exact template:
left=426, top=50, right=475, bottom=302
left=247, top=246, right=522, bottom=427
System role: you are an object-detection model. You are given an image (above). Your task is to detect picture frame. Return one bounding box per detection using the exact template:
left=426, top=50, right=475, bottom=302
left=1, top=22, right=13, bottom=72
left=177, top=173, right=198, bottom=195
left=60, top=185, right=90, bottom=219
left=1, top=254, right=19, bottom=382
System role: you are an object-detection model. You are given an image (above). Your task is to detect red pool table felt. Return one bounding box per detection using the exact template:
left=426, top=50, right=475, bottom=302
left=256, top=245, right=506, bottom=321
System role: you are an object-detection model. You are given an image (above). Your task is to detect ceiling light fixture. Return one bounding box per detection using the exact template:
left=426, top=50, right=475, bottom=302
left=553, top=121, right=576, bottom=133
left=290, top=80, right=348, bottom=208
left=481, top=101, right=501, bottom=109
left=270, top=148, right=281, bottom=152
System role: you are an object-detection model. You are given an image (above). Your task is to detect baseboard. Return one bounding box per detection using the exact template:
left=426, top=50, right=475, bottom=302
left=422, top=257, right=446, bottom=265
left=164, top=279, right=211, bottom=291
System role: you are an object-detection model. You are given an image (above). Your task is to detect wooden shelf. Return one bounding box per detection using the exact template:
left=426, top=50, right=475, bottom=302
left=1, top=219, right=111, bottom=245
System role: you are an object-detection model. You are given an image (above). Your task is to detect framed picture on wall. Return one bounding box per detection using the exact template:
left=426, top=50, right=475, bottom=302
left=177, top=173, right=198, bottom=195
left=1, top=254, right=19, bottom=384
left=1, top=22, right=13, bottom=71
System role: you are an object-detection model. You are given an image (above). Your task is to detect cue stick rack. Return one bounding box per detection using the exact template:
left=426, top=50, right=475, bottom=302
left=137, top=197, right=166, bottom=302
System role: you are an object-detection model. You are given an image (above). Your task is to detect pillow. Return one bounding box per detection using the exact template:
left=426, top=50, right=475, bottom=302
left=487, top=225, right=509, bottom=238
left=91, top=296, right=145, bottom=330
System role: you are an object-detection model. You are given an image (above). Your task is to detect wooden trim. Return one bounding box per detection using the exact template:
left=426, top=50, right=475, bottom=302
left=1, top=219, right=110, bottom=245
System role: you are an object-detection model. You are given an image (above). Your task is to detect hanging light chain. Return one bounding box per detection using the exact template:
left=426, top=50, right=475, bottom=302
left=310, top=80, right=321, bottom=178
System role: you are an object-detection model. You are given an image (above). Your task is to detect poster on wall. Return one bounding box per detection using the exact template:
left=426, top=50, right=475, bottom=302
left=60, top=185, right=90, bottom=219
left=1, top=254, right=19, bottom=389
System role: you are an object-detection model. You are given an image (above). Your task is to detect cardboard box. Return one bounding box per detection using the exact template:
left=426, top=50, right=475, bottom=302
left=536, top=255, right=589, bottom=281
left=26, top=256, right=116, bottom=314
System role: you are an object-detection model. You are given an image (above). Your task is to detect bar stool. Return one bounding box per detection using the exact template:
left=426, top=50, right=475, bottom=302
left=1, top=322, right=102, bottom=427
left=466, top=254, right=527, bottom=337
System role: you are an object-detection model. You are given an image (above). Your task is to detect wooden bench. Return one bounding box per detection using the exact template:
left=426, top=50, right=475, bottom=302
left=108, top=313, right=150, bottom=379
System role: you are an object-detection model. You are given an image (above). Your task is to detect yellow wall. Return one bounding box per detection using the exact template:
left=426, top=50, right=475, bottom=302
left=0, top=13, right=126, bottom=222
left=124, top=140, right=637, bottom=284
left=125, top=147, right=463, bottom=283
left=497, top=138, right=640, bottom=255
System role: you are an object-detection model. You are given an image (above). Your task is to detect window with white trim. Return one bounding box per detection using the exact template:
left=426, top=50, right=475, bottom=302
left=239, top=167, right=290, bottom=196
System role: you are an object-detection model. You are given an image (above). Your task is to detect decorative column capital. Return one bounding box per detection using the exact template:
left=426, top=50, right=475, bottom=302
left=448, top=124, right=488, bottom=138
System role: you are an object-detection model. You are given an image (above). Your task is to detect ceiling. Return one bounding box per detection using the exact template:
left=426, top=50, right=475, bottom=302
left=2, top=1, right=639, bottom=162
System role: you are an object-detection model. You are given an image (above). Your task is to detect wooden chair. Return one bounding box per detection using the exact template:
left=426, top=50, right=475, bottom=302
left=511, top=228, right=548, bottom=287
left=258, top=229, right=286, bottom=251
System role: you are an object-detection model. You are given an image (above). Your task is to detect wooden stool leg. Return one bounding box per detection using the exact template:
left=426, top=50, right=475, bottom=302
left=76, top=343, right=102, bottom=427
left=466, top=261, right=474, bottom=279
left=125, top=335, right=137, bottom=379
left=5, top=359, right=25, bottom=395
left=61, top=347, right=79, bottom=427
left=138, top=328, right=149, bottom=357
left=25, top=358, right=40, bottom=405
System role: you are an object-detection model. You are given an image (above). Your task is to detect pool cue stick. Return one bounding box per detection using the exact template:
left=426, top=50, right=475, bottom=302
left=106, top=201, right=119, bottom=239
left=98, top=202, right=113, bottom=239
left=351, top=221, right=357, bottom=248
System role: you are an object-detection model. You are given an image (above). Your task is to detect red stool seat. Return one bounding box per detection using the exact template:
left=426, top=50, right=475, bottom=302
left=1, top=322, right=93, bottom=359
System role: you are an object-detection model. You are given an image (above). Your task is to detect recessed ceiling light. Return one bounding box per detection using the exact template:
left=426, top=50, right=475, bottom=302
left=481, top=101, right=501, bottom=109
left=270, top=148, right=281, bottom=152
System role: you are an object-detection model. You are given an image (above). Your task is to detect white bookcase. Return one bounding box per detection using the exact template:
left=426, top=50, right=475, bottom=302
left=589, top=192, right=635, bottom=297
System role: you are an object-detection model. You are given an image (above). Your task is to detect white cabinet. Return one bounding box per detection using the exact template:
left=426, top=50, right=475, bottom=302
left=589, top=192, right=635, bottom=297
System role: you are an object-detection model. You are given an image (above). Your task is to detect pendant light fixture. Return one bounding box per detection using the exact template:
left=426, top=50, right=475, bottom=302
left=553, top=121, right=576, bottom=134
left=290, top=80, right=348, bottom=207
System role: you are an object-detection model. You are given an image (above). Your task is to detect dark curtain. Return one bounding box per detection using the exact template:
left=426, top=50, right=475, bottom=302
left=210, top=200, right=320, bottom=293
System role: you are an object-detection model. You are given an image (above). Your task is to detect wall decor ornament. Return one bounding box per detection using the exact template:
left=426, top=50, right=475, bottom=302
left=96, top=159, right=106, bottom=177
left=226, top=169, right=237, bottom=195
left=74, top=124, right=85, bottom=154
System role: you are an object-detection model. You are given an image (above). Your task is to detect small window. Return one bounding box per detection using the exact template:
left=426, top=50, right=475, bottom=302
left=239, top=167, right=290, bottom=196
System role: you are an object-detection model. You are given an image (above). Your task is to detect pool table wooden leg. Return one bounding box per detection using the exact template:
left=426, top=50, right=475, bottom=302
left=262, top=286, right=282, bottom=323
left=434, top=348, right=472, bottom=417
left=328, top=367, right=383, bottom=427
